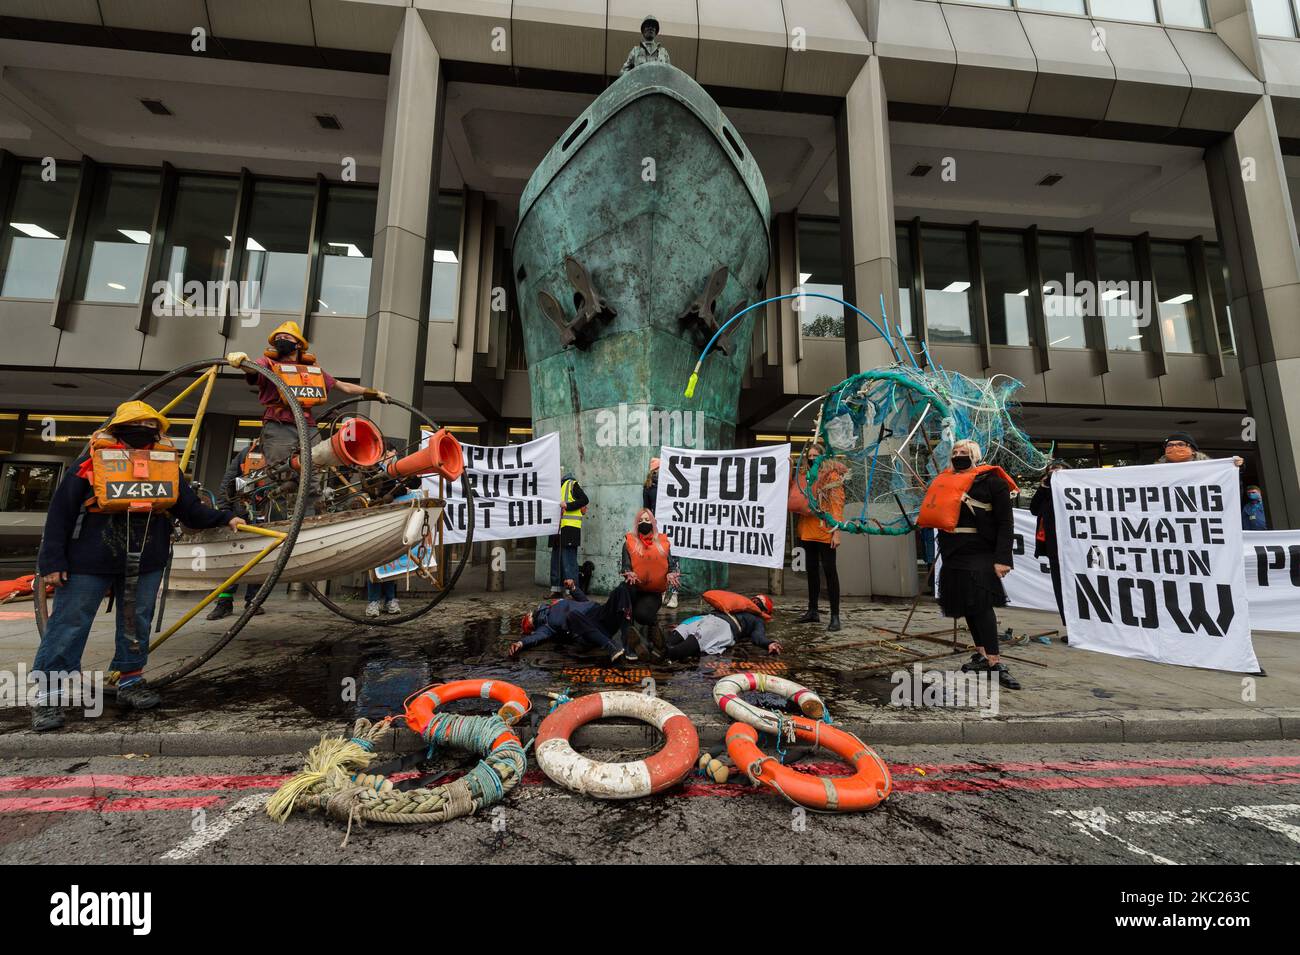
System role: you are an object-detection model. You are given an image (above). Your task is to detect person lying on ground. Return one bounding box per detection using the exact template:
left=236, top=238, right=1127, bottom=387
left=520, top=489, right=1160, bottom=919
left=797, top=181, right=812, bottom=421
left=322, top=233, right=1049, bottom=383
left=509, top=584, right=634, bottom=664
left=661, top=609, right=782, bottom=663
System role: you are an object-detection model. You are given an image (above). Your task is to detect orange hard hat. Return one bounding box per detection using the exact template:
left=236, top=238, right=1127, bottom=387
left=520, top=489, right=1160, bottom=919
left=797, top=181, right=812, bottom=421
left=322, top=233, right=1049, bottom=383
left=521, top=611, right=536, bottom=636
left=753, top=594, right=774, bottom=616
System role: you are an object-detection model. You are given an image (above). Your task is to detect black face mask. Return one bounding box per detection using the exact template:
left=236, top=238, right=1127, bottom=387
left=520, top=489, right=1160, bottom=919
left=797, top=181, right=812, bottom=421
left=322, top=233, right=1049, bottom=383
left=115, top=426, right=158, bottom=449
left=274, top=339, right=298, bottom=358
left=951, top=456, right=972, bottom=472
left=638, top=522, right=653, bottom=535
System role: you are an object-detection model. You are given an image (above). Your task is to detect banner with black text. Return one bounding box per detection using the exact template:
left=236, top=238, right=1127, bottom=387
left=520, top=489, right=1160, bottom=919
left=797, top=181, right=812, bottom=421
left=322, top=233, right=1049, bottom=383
left=426, top=431, right=562, bottom=544
left=654, top=444, right=789, bottom=569
left=1052, top=459, right=1258, bottom=672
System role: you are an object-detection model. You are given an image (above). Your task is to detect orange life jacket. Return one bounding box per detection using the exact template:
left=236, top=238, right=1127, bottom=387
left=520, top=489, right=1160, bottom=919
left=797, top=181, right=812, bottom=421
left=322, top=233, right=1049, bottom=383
left=916, top=464, right=1017, bottom=533
left=83, top=431, right=181, bottom=514
left=267, top=359, right=328, bottom=408
left=240, top=439, right=266, bottom=476
left=625, top=531, right=671, bottom=593
left=702, top=589, right=772, bottom=622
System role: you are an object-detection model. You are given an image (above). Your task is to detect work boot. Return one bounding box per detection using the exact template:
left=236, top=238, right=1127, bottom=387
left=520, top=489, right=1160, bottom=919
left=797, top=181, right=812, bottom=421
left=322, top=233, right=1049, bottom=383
left=31, top=705, right=64, bottom=732
left=365, top=601, right=381, bottom=618
left=795, top=609, right=820, bottom=624
left=116, top=681, right=160, bottom=710
left=206, top=597, right=234, bottom=621
left=243, top=602, right=265, bottom=617
left=623, top=633, right=640, bottom=663
left=992, top=662, right=1020, bottom=690
left=385, top=599, right=401, bottom=615
left=608, top=644, right=626, bottom=664
left=827, top=614, right=842, bottom=632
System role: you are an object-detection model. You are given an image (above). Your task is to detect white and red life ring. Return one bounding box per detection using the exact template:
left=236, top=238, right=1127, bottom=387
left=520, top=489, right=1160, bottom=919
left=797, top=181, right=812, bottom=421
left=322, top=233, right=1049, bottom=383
left=713, top=672, right=825, bottom=735
left=535, top=691, right=699, bottom=799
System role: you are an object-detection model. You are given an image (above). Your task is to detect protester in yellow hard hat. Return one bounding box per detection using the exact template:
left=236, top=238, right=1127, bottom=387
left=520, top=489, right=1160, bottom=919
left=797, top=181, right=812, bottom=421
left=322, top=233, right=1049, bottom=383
left=226, top=321, right=388, bottom=467
left=32, top=401, right=244, bottom=732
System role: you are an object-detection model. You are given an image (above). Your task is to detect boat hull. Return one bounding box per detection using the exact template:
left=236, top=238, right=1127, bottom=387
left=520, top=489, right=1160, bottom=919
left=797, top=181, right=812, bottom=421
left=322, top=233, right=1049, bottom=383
left=170, top=501, right=442, bottom=591
left=514, top=64, right=771, bottom=593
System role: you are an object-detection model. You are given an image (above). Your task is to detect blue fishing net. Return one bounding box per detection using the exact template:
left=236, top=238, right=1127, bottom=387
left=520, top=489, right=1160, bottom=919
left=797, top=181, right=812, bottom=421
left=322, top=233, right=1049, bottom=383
left=799, top=364, right=1050, bottom=535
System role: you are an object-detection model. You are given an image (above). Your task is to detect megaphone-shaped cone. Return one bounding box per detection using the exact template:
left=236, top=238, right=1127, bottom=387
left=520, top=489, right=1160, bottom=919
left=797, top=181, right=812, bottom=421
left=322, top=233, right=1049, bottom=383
left=386, top=428, right=465, bottom=482
left=309, top=416, right=385, bottom=469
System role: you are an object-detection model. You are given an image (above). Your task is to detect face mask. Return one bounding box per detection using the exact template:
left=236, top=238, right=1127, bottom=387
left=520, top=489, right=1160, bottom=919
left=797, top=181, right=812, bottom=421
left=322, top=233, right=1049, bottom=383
left=274, top=339, right=298, bottom=358
left=638, top=522, right=653, bottom=535
left=951, top=456, right=972, bottom=472
left=1248, top=492, right=1261, bottom=502
left=1164, top=445, right=1193, bottom=463
left=114, top=426, right=157, bottom=449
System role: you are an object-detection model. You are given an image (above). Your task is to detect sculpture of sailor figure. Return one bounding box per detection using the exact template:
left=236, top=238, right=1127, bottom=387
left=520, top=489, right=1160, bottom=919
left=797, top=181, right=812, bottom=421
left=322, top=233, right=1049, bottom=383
left=621, top=14, right=671, bottom=73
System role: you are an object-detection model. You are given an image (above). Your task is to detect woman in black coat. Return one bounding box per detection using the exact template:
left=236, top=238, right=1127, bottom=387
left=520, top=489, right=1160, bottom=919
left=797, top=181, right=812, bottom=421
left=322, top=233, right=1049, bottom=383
left=935, top=439, right=1019, bottom=689
left=1029, top=460, right=1068, bottom=638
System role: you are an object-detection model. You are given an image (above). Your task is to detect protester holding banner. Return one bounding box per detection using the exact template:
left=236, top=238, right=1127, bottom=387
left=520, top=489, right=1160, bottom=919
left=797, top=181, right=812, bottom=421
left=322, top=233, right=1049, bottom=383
left=1242, top=486, right=1268, bottom=530
left=622, top=507, right=681, bottom=626
left=929, top=439, right=1021, bottom=690
left=642, top=457, right=660, bottom=509
left=549, top=472, right=588, bottom=597
left=1157, top=431, right=1243, bottom=468
left=1030, top=460, right=1068, bottom=637
left=795, top=440, right=845, bottom=632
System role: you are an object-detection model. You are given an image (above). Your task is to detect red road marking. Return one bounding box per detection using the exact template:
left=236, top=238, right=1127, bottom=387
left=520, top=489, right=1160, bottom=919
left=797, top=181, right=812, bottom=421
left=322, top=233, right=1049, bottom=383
left=0, top=795, right=224, bottom=813
left=890, top=771, right=1300, bottom=795
left=0, top=774, right=286, bottom=793
left=892, top=755, right=1300, bottom=775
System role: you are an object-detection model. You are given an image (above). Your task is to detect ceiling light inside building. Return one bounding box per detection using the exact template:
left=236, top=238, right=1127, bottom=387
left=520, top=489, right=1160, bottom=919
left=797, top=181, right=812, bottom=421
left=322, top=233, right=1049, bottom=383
left=799, top=272, right=812, bottom=284
left=1101, top=288, right=1127, bottom=301
left=245, top=237, right=267, bottom=252
left=328, top=242, right=364, bottom=257
left=909, top=163, right=932, bottom=178
left=434, top=249, right=458, bottom=263
left=1128, top=335, right=1143, bottom=340
left=119, top=229, right=151, bottom=244
left=1038, top=173, right=1063, bottom=186
left=1016, top=288, right=1029, bottom=296
left=942, top=281, right=970, bottom=294
left=107, top=282, right=126, bottom=290
left=11, top=222, right=59, bottom=239
left=1161, top=293, right=1193, bottom=305
left=1049, top=336, right=1072, bottom=346
left=140, top=99, right=172, bottom=116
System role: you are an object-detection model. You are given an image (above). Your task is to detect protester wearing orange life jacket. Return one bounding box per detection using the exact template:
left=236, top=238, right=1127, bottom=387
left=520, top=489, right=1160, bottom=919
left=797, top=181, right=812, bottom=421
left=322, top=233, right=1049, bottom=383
left=32, top=401, right=244, bottom=732
left=621, top=507, right=681, bottom=655
left=795, top=440, right=846, bottom=632
left=922, top=438, right=1020, bottom=690
left=225, top=321, right=387, bottom=467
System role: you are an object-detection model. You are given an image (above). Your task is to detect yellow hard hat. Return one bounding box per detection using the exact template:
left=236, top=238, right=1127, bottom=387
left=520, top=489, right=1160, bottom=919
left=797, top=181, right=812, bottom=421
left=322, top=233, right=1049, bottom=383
left=267, top=320, right=308, bottom=350
left=108, top=400, right=170, bottom=434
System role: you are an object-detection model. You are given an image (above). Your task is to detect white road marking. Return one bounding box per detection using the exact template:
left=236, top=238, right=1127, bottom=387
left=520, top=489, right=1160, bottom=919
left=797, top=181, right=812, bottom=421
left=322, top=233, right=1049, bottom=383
left=1051, top=804, right=1300, bottom=865
left=160, top=793, right=270, bottom=861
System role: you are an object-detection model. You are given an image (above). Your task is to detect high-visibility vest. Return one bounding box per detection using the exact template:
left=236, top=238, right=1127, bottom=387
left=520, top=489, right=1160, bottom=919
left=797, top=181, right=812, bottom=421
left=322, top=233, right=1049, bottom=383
left=83, top=431, right=180, bottom=514
left=560, top=479, right=583, bottom=529
left=272, top=362, right=329, bottom=408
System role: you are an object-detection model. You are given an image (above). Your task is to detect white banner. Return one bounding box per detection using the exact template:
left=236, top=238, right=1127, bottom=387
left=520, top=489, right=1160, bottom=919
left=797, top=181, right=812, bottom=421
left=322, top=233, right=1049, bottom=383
left=654, top=444, right=790, bottom=569
left=427, top=432, right=562, bottom=544
left=1243, top=530, right=1300, bottom=634
left=1053, top=459, right=1258, bottom=672
left=936, top=509, right=1058, bottom=612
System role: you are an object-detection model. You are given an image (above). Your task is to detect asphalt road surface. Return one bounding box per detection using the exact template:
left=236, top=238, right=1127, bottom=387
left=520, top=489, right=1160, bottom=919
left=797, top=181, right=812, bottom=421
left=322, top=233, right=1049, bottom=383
left=2, top=740, right=1298, bottom=864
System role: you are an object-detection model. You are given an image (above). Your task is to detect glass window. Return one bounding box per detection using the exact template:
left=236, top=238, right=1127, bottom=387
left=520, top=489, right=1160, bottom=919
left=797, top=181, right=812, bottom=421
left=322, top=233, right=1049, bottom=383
left=1205, top=244, right=1235, bottom=356
left=1, top=162, right=80, bottom=299
left=1038, top=233, right=1087, bottom=349
left=239, top=180, right=314, bottom=313
left=315, top=185, right=376, bottom=317
left=981, top=230, right=1033, bottom=347
left=1050, top=441, right=1100, bottom=470
left=895, top=224, right=915, bottom=339
left=920, top=227, right=976, bottom=344
left=1095, top=238, right=1145, bottom=352
left=74, top=168, right=160, bottom=304
left=1151, top=241, right=1203, bottom=354
left=1020, top=0, right=1085, bottom=13
left=429, top=193, right=464, bottom=323
left=0, top=460, right=62, bottom=512
left=159, top=175, right=237, bottom=313
left=1159, top=0, right=1209, bottom=27
left=797, top=218, right=844, bottom=339
left=1090, top=0, right=1157, bottom=22
left=1100, top=444, right=1140, bottom=469
left=1252, top=0, right=1298, bottom=36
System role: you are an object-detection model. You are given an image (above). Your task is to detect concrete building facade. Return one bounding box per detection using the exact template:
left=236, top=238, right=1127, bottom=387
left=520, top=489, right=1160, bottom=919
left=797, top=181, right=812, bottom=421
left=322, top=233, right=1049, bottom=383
left=0, top=0, right=1298, bottom=595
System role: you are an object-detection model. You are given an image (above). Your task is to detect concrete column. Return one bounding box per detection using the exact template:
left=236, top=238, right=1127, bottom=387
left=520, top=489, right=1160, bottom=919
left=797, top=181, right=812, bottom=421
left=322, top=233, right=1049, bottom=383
left=836, top=56, right=918, bottom=598
left=362, top=7, right=444, bottom=440
left=1205, top=96, right=1300, bottom=528
left=837, top=56, right=899, bottom=375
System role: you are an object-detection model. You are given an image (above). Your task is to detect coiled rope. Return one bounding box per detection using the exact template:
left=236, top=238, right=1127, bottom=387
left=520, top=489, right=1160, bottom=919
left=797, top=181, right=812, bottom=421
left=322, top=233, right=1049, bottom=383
left=266, top=714, right=527, bottom=846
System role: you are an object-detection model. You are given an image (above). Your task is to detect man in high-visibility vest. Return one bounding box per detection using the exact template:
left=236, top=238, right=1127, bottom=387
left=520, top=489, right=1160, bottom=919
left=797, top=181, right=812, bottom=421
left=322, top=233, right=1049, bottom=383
left=550, top=472, right=588, bottom=597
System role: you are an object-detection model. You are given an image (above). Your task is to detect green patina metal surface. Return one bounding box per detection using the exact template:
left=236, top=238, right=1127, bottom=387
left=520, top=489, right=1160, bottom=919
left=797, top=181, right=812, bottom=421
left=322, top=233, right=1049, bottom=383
left=514, top=63, right=771, bottom=593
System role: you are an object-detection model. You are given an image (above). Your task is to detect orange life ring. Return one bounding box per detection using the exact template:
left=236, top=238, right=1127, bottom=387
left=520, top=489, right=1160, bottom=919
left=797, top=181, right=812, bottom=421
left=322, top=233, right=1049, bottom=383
left=726, top=717, right=892, bottom=812
left=404, top=679, right=531, bottom=738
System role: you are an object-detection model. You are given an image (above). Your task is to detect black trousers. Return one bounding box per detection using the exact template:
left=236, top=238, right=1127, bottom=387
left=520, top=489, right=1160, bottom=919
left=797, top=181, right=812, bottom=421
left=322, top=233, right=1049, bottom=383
left=663, top=632, right=701, bottom=662
left=568, top=583, right=633, bottom=650
left=802, top=539, right=840, bottom=614
left=1047, top=555, right=1065, bottom=624
left=967, top=605, right=1001, bottom=656
left=631, top=589, right=663, bottom=627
